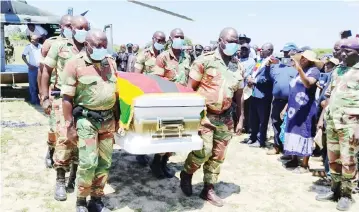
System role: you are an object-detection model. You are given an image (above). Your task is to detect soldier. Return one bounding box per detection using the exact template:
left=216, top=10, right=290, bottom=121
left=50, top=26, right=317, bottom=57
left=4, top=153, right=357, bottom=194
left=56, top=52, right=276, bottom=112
left=316, top=38, right=359, bottom=211
left=153, top=28, right=191, bottom=85
left=150, top=28, right=191, bottom=179
left=116, top=44, right=128, bottom=72
left=126, top=44, right=140, bottom=72
left=4, top=37, right=14, bottom=64
left=180, top=27, right=244, bottom=207
left=61, top=29, right=119, bottom=212
left=134, top=31, right=166, bottom=74
left=41, top=16, right=90, bottom=201
left=203, top=46, right=212, bottom=54
left=38, top=14, right=72, bottom=169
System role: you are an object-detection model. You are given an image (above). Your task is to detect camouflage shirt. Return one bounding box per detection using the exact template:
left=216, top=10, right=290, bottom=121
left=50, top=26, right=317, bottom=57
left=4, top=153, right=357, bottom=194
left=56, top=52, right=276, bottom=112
left=61, top=52, right=117, bottom=111
left=134, top=47, right=157, bottom=74
left=326, top=65, right=350, bottom=98
left=152, top=48, right=191, bottom=85
left=43, top=39, right=81, bottom=89
left=329, top=63, right=359, bottom=129
left=189, top=50, right=244, bottom=114
left=41, top=36, right=67, bottom=85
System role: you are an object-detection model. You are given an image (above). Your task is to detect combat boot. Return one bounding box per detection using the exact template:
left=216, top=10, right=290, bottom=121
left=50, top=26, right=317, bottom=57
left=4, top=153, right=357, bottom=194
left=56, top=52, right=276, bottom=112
left=54, top=168, right=67, bottom=201
left=88, top=196, right=110, bottom=212
left=67, top=163, right=78, bottom=193
left=76, top=197, right=88, bottom=212
left=45, top=147, right=55, bottom=168
left=199, top=183, right=224, bottom=207
left=150, top=154, right=165, bottom=179
left=336, top=181, right=356, bottom=211
left=161, top=154, right=175, bottom=178
left=316, top=181, right=341, bottom=202
left=180, top=171, right=193, bottom=196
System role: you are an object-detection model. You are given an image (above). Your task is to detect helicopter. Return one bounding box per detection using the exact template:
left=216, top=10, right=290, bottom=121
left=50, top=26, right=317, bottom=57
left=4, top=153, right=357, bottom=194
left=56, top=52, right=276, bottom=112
left=0, top=0, right=193, bottom=86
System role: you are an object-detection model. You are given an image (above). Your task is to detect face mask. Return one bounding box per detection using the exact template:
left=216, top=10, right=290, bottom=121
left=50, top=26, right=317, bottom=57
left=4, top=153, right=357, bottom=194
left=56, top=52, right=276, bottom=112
left=89, top=46, right=108, bottom=61
left=74, top=29, right=88, bottom=43
left=222, top=42, right=239, bottom=56
left=154, top=42, right=164, bottom=51
left=171, top=38, right=184, bottom=50
left=63, top=27, right=72, bottom=39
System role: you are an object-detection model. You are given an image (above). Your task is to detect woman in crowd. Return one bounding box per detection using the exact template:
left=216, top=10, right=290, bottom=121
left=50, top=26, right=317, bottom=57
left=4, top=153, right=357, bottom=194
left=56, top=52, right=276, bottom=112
left=282, top=50, right=323, bottom=173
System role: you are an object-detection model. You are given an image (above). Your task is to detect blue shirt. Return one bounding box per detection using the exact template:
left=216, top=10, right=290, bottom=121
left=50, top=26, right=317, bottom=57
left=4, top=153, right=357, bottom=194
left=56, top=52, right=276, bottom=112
left=318, top=71, right=333, bottom=104
left=269, top=64, right=297, bottom=99
left=252, top=65, right=273, bottom=99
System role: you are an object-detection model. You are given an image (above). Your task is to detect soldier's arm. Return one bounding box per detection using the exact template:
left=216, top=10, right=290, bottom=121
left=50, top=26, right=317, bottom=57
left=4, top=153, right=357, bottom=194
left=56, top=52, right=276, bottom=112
left=61, top=58, right=78, bottom=125
left=187, top=59, right=205, bottom=91
left=152, top=53, right=166, bottom=77
left=41, top=42, right=60, bottom=98
left=134, top=52, right=145, bottom=73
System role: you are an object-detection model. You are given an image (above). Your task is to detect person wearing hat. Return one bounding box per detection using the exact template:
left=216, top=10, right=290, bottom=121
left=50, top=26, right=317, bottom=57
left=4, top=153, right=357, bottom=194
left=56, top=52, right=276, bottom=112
left=316, top=37, right=359, bottom=211
left=238, top=34, right=257, bottom=60
left=127, top=43, right=134, bottom=54
left=281, top=50, right=322, bottom=173
left=280, top=42, right=298, bottom=58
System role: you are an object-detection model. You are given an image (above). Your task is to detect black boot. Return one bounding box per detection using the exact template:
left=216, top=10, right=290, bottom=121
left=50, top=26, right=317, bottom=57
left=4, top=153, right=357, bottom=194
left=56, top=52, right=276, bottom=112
left=336, top=181, right=356, bottom=211
left=76, top=197, right=88, bottom=212
left=45, top=147, right=55, bottom=168
left=54, top=168, right=67, bottom=201
left=180, top=171, right=193, bottom=196
left=150, top=154, right=165, bottom=179
left=316, top=181, right=341, bottom=202
left=67, top=163, right=78, bottom=193
left=161, top=154, right=175, bottom=178
left=88, top=196, right=110, bottom=212
left=199, top=183, right=224, bottom=207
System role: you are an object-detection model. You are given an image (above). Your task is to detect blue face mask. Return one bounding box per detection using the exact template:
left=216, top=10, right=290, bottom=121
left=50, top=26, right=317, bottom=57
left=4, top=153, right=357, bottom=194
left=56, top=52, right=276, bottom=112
left=62, top=27, right=72, bottom=39
left=223, top=42, right=239, bottom=56
left=74, top=29, right=88, bottom=43
left=89, top=46, right=108, bottom=61
left=171, top=38, right=184, bottom=50
left=154, top=42, right=165, bottom=51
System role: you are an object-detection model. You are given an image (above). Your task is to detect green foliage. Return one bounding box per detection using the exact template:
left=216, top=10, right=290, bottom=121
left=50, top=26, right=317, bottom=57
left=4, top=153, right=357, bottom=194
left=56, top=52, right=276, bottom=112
left=313, top=48, right=332, bottom=57
left=9, top=31, right=27, bottom=41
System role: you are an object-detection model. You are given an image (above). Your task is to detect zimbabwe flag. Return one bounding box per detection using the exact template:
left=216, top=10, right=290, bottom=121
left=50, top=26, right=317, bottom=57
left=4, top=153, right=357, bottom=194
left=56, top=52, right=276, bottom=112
left=116, top=72, right=202, bottom=130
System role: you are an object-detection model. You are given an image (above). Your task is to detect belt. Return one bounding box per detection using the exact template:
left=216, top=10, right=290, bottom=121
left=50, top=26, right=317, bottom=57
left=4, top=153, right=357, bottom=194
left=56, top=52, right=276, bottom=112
left=50, top=88, right=61, bottom=97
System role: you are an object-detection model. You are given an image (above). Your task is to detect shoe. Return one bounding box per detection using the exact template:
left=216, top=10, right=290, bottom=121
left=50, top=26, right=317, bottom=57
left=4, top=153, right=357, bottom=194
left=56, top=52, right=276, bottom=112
left=136, top=155, right=150, bottom=166
left=77, top=197, right=88, bottom=212
left=280, top=155, right=292, bottom=161
left=316, top=191, right=336, bottom=202
left=247, top=139, right=256, bottom=145
left=150, top=154, right=165, bottom=179
left=267, top=148, right=280, bottom=155
left=336, top=197, right=355, bottom=211
left=240, top=138, right=250, bottom=144
left=67, top=163, right=78, bottom=193
left=199, top=183, right=224, bottom=207
left=313, top=177, right=331, bottom=187
left=45, top=147, right=55, bottom=168
left=180, top=171, right=193, bottom=196
left=292, top=166, right=310, bottom=174
left=161, top=154, right=175, bottom=178
left=88, top=197, right=110, bottom=212
left=283, top=159, right=299, bottom=168
left=54, top=168, right=67, bottom=201
left=248, top=141, right=260, bottom=147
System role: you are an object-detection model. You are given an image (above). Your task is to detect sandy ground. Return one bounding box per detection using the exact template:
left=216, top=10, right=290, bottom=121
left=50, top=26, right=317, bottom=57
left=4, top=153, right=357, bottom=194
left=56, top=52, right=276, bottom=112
left=1, top=101, right=359, bottom=212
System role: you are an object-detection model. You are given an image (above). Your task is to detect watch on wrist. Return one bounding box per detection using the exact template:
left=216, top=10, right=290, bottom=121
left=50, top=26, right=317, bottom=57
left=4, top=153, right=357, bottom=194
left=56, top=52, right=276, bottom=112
left=65, top=120, right=74, bottom=128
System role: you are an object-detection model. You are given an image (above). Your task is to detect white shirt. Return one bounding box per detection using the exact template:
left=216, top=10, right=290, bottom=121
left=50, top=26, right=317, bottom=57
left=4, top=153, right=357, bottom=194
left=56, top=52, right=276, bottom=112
left=249, top=48, right=257, bottom=59
left=25, top=25, right=48, bottom=37
left=22, top=43, right=42, bottom=67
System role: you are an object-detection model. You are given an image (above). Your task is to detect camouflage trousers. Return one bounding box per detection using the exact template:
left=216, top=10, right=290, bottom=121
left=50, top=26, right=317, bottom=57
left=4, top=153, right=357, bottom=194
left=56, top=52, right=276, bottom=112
left=47, top=95, right=56, bottom=149
left=325, top=111, right=359, bottom=195
left=53, top=97, right=78, bottom=171
left=76, top=114, right=115, bottom=198
left=183, top=112, right=233, bottom=184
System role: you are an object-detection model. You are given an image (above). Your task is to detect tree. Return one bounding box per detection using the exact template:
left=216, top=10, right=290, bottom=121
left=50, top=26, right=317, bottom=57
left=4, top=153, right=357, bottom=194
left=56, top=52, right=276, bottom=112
left=313, top=48, right=332, bottom=57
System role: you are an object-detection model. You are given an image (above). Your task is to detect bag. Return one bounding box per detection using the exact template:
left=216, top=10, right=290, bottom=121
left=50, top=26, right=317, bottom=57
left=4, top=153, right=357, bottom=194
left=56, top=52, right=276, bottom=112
left=279, top=113, right=287, bottom=143
left=314, top=129, right=323, bottom=149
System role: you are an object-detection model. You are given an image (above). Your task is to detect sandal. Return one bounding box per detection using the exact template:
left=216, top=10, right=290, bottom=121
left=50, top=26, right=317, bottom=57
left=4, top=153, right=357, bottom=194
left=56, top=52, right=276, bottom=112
left=293, top=166, right=310, bottom=174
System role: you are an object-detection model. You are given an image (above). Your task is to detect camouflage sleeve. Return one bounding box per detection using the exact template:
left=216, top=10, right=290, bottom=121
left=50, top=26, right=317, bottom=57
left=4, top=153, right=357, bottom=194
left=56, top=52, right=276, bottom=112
left=41, top=39, right=53, bottom=58
left=61, top=58, right=78, bottom=97
left=326, top=71, right=338, bottom=97
left=134, top=51, right=145, bottom=72
left=43, top=41, right=61, bottom=68
left=189, top=59, right=205, bottom=82
left=152, top=53, right=166, bottom=76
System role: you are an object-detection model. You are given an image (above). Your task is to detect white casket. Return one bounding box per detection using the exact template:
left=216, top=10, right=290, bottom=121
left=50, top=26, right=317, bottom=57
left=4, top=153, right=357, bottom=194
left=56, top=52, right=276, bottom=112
left=115, top=94, right=205, bottom=154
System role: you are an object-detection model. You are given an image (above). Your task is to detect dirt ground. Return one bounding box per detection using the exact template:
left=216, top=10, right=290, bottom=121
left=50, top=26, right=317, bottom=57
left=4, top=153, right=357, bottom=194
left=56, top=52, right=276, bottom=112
left=1, top=101, right=358, bottom=212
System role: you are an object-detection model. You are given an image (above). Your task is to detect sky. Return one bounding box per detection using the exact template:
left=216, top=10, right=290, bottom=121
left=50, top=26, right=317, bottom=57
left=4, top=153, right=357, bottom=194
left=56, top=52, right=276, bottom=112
left=25, top=0, right=359, bottom=51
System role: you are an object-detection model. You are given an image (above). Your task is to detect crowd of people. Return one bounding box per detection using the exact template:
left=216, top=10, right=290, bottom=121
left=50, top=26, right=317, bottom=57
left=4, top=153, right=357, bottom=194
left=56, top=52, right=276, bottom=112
left=17, top=13, right=359, bottom=212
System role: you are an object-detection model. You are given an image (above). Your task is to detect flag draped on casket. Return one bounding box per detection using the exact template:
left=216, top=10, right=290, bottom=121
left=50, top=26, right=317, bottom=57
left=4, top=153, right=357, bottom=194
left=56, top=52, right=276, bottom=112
left=116, top=72, right=205, bottom=130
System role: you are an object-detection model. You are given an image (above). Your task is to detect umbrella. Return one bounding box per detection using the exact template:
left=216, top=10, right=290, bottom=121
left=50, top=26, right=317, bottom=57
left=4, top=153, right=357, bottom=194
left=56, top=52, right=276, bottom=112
left=116, top=72, right=204, bottom=130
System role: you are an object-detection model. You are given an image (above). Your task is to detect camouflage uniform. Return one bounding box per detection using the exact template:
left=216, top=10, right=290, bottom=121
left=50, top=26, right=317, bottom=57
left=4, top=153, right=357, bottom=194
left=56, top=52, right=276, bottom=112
left=152, top=48, right=191, bottom=85
left=41, top=36, right=66, bottom=149
left=43, top=38, right=81, bottom=171
left=134, top=47, right=157, bottom=74
left=61, top=52, right=117, bottom=198
left=325, top=63, right=359, bottom=196
left=183, top=50, right=244, bottom=184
